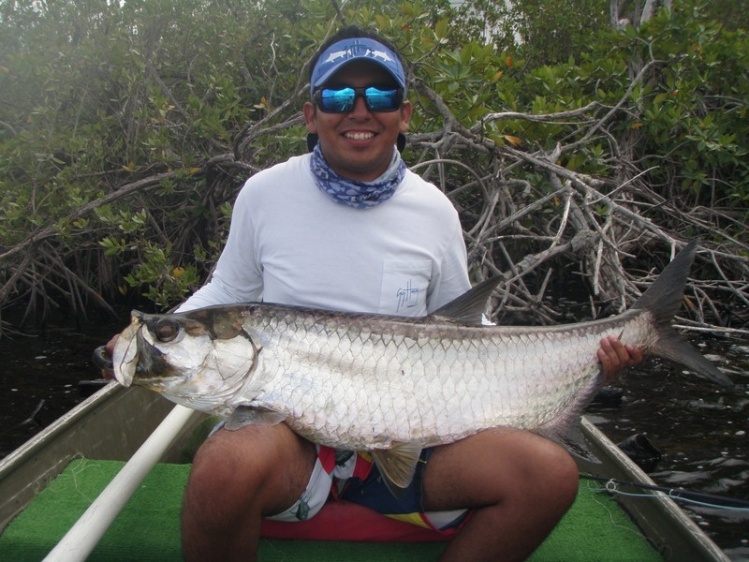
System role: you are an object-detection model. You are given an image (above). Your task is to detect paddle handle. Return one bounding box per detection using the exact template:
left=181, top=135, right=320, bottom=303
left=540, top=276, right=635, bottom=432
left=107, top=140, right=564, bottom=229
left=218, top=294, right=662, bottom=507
left=43, top=404, right=197, bottom=562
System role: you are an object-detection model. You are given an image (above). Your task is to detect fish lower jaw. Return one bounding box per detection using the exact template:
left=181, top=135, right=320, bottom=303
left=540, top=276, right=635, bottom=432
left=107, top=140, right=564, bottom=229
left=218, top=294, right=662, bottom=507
left=125, top=376, right=171, bottom=393
left=112, top=368, right=134, bottom=388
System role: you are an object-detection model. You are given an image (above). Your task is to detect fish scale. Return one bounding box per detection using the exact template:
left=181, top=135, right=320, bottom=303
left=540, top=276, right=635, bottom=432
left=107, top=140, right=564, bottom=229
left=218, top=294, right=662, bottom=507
left=112, top=242, right=732, bottom=490
left=239, top=307, right=638, bottom=448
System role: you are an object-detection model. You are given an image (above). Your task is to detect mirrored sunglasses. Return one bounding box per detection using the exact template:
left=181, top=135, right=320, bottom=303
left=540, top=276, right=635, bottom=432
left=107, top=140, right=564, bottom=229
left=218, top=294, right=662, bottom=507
left=314, top=86, right=403, bottom=113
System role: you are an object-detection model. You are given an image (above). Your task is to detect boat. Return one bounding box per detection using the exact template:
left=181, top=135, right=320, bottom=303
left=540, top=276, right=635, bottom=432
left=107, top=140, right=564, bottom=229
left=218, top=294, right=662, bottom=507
left=0, top=382, right=730, bottom=561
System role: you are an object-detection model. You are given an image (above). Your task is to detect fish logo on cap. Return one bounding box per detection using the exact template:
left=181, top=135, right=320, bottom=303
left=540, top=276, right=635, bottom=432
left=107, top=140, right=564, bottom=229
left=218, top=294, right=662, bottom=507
left=310, top=37, right=406, bottom=95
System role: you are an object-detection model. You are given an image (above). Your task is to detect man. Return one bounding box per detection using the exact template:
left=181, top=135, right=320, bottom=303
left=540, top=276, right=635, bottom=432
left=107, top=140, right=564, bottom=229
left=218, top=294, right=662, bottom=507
left=155, top=26, right=641, bottom=561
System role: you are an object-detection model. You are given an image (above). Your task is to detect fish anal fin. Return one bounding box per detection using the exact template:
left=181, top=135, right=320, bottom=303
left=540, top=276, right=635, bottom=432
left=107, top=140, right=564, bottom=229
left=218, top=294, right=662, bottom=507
left=560, top=422, right=601, bottom=465
left=225, top=405, right=285, bottom=431
left=539, top=419, right=601, bottom=465
left=371, top=442, right=424, bottom=498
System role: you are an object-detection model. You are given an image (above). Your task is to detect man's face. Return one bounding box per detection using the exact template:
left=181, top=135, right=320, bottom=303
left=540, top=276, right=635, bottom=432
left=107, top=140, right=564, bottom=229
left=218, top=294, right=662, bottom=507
left=304, top=61, right=412, bottom=183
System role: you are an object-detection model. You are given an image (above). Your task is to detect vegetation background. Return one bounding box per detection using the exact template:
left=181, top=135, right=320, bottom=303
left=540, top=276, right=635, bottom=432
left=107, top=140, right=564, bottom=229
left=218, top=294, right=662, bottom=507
left=1, top=0, right=747, bottom=334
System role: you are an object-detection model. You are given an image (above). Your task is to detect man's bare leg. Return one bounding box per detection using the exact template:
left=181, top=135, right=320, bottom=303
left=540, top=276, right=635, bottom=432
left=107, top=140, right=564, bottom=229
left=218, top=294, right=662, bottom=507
left=182, top=423, right=316, bottom=562
left=423, top=429, right=579, bottom=562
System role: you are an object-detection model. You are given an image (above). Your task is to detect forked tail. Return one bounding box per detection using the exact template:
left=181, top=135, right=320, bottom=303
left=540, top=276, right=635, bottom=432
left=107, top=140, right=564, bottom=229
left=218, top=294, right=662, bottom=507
left=632, top=241, right=732, bottom=388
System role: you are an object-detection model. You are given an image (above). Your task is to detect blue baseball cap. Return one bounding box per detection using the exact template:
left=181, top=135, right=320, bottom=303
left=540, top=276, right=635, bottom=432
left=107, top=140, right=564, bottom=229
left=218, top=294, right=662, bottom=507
left=310, top=37, right=407, bottom=95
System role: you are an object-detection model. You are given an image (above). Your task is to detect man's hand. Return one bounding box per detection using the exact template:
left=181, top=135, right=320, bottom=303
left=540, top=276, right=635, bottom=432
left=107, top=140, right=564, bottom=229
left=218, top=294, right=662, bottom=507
left=597, top=335, right=643, bottom=384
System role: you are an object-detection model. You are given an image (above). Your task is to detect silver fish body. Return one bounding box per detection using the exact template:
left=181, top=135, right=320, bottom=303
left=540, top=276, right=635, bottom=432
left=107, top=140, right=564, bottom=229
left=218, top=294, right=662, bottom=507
left=188, top=305, right=649, bottom=448
left=112, top=242, right=731, bottom=488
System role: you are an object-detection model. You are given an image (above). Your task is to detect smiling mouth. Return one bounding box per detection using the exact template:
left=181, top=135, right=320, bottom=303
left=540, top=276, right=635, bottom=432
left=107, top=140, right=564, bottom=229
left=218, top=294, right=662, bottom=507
left=344, top=131, right=375, bottom=140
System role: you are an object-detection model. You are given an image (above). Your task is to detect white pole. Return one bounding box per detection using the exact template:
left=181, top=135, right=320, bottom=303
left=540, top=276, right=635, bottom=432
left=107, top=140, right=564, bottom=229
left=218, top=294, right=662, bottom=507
left=43, top=404, right=197, bottom=562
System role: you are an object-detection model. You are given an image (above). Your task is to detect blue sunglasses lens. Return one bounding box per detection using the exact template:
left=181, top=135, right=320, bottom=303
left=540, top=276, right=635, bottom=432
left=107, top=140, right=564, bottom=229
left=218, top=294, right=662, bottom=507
left=365, top=87, right=402, bottom=111
left=317, top=86, right=402, bottom=113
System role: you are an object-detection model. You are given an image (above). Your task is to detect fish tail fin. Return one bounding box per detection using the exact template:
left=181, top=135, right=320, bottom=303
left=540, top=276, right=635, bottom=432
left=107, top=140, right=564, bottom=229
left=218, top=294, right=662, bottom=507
left=631, top=241, right=697, bottom=324
left=634, top=241, right=733, bottom=388
left=651, top=327, right=732, bottom=387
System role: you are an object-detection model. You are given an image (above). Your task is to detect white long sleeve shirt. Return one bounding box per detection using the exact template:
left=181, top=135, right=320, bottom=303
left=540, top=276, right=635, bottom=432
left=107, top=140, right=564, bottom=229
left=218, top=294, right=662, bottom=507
left=180, top=153, right=471, bottom=316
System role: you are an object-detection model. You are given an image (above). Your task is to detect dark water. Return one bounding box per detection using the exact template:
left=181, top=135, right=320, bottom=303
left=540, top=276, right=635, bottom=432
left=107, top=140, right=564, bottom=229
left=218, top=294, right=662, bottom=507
left=0, top=322, right=747, bottom=559
left=0, top=320, right=123, bottom=459
left=586, top=337, right=749, bottom=561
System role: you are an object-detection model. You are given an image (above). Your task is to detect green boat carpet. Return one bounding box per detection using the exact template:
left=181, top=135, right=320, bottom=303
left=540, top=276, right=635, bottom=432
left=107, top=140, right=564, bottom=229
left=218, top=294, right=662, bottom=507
left=0, top=459, right=662, bottom=561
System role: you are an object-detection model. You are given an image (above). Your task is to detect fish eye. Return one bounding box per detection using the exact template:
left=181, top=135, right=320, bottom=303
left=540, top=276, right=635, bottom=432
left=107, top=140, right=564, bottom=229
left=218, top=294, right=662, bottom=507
left=154, top=319, right=180, bottom=342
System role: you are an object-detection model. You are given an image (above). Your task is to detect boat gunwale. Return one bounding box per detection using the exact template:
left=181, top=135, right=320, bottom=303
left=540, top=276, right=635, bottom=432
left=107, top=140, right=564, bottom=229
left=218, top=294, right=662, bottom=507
left=0, top=383, right=180, bottom=533
left=580, top=418, right=730, bottom=562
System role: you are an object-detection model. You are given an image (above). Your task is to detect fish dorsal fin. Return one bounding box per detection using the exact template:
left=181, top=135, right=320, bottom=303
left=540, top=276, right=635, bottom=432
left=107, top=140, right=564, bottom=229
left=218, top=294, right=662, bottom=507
left=224, top=405, right=285, bottom=431
left=371, top=442, right=424, bottom=498
left=432, top=277, right=502, bottom=324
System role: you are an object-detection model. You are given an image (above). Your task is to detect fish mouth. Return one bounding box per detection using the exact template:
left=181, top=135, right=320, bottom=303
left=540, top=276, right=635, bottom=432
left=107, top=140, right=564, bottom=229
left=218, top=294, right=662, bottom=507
left=92, top=345, right=113, bottom=371
left=112, top=313, right=178, bottom=389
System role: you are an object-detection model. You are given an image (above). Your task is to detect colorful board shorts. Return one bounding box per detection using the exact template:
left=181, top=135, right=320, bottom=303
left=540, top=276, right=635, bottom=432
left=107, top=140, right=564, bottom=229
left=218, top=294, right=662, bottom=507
left=265, top=445, right=469, bottom=533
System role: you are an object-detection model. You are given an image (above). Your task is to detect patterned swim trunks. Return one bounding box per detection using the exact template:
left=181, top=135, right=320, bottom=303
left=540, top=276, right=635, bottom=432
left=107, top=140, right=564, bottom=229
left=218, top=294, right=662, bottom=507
left=266, top=445, right=469, bottom=533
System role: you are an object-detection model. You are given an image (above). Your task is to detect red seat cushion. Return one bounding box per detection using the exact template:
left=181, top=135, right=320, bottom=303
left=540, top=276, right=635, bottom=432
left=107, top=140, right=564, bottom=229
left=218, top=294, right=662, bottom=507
left=261, top=500, right=454, bottom=543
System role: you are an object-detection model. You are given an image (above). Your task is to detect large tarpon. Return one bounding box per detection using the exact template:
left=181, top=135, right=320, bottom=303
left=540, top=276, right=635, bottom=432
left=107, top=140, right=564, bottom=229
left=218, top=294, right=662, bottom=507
left=109, top=241, right=731, bottom=491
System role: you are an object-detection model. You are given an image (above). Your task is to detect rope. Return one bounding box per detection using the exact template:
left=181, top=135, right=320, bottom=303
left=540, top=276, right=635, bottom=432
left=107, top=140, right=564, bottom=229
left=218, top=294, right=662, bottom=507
left=580, top=474, right=749, bottom=512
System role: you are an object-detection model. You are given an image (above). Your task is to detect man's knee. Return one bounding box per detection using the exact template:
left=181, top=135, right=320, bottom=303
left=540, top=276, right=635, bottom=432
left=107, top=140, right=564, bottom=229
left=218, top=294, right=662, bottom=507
left=184, top=424, right=316, bottom=518
left=513, top=437, right=579, bottom=516
left=183, top=433, right=262, bottom=526
left=480, top=431, right=579, bottom=510
left=543, top=442, right=579, bottom=507
left=181, top=430, right=275, bottom=562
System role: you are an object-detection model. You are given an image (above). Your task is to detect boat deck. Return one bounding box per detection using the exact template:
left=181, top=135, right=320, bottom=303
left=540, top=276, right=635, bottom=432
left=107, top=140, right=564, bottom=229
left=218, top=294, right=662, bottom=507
left=0, top=458, right=662, bottom=561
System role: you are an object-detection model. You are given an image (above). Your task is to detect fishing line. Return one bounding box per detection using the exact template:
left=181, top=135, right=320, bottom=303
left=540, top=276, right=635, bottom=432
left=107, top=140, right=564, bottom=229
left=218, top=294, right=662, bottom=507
left=581, top=474, right=749, bottom=513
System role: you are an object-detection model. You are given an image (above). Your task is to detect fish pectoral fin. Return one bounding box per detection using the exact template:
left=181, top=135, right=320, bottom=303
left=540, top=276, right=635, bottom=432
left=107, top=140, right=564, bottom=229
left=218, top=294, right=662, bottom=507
left=224, top=405, right=285, bottom=431
left=371, top=442, right=424, bottom=498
